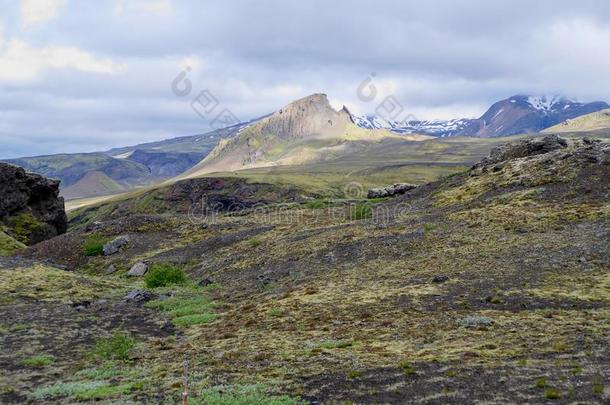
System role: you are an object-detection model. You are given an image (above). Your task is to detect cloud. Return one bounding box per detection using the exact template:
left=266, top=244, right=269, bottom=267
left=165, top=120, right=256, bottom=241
left=113, top=0, right=173, bottom=16
left=0, top=39, right=127, bottom=83
left=20, top=0, right=66, bottom=28
left=2, top=0, right=610, bottom=158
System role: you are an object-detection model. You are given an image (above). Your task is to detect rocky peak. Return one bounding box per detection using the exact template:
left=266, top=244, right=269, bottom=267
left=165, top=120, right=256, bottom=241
left=267, top=93, right=354, bottom=140
left=0, top=162, right=67, bottom=246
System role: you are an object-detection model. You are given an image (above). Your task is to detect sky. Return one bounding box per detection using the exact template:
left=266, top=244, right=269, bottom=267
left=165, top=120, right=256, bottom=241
left=1, top=0, right=609, bottom=158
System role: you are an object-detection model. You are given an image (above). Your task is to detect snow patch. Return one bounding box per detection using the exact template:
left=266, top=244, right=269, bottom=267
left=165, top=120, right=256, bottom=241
left=112, top=151, right=133, bottom=159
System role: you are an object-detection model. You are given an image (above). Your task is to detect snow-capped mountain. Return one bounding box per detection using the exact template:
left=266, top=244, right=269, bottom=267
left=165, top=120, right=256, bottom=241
left=352, top=114, right=475, bottom=137
left=352, top=95, right=609, bottom=138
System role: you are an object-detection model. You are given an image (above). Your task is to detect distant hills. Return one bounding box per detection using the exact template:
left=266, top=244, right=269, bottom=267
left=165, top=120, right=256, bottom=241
left=353, top=95, right=609, bottom=137
left=3, top=120, right=255, bottom=200
left=3, top=93, right=608, bottom=200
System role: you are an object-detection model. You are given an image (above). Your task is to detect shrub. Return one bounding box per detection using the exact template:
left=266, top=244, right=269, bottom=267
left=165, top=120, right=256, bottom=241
left=93, top=331, right=135, bottom=361
left=347, top=202, right=372, bottom=221
left=144, top=263, right=186, bottom=288
left=83, top=234, right=107, bottom=256
left=21, top=354, right=55, bottom=368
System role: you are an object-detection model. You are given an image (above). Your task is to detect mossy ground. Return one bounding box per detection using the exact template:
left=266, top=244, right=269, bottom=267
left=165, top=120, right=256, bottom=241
left=2, top=135, right=609, bottom=403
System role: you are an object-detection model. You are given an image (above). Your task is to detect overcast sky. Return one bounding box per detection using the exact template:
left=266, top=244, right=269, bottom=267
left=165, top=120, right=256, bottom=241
left=1, top=0, right=609, bottom=158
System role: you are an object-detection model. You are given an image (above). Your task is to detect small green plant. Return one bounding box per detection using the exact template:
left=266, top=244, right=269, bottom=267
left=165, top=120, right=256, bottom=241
left=248, top=237, right=262, bottom=247
left=347, top=202, right=372, bottom=221
left=83, top=234, right=108, bottom=256
left=592, top=382, right=604, bottom=395
left=399, top=360, right=417, bottom=376
left=423, top=223, right=435, bottom=233
left=93, top=331, right=135, bottom=361
left=347, top=370, right=362, bottom=379
left=21, top=354, right=55, bottom=368
left=267, top=307, right=283, bottom=317
left=517, top=358, right=528, bottom=366
left=535, top=377, right=547, bottom=388
left=144, top=263, right=186, bottom=288
left=544, top=388, right=561, bottom=400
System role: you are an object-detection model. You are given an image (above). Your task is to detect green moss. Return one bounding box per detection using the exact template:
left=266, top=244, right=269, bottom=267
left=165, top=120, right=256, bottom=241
left=74, top=383, right=134, bottom=400
left=21, top=354, right=55, bottom=368
left=0, top=230, right=25, bottom=256
left=146, top=294, right=215, bottom=327
left=192, top=384, right=304, bottom=405
left=33, top=381, right=107, bottom=400
left=10, top=212, right=42, bottom=244
left=535, top=377, right=547, bottom=388
left=144, top=263, right=186, bottom=288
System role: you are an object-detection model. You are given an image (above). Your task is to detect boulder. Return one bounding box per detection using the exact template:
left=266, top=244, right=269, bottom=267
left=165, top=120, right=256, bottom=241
left=103, top=235, right=130, bottom=256
left=105, top=264, right=117, bottom=274
left=122, top=289, right=152, bottom=303
left=367, top=183, right=418, bottom=199
left=127, top=262, right=148, bottom=277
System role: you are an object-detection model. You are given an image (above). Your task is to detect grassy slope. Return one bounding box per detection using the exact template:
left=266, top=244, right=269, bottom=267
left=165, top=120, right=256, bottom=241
left=0, top=229, right=25, bottom=256
left=7, top=135, right=609, bottom=403
left=544, top=109, right=610, bottom=133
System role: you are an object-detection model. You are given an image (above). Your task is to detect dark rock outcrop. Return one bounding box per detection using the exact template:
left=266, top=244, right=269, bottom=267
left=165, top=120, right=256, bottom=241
left=0, top=162, right=67, bottom=245
left=367, top=183, right=418, bottom=199
left=473, top=134, right=569, bottom=169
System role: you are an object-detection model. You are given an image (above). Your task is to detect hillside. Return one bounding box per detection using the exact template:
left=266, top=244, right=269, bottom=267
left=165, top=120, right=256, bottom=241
left=544, top=109, right=610, bottom=133
left=3, top=121, right=257, bottom=200
left=3, top=134, right=608, bottom=403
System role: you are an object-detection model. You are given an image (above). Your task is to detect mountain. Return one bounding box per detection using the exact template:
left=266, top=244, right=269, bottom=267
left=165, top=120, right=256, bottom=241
left=183, top=93, right=431, bottom=177
left=543, top=108, right=610, bottom=134
left=455, top=95, right=609, bottom=137
left=2, top=120, right=258, bottom=200
left=352, top=95, right=609, bottom=137
left=352, top=114, right=475, bottom=137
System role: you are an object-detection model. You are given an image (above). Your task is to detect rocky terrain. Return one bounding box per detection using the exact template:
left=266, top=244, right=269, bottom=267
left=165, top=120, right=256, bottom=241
left=0, top=162, right=67, bottom=252
left=1, top=134, right=608, bottom=403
